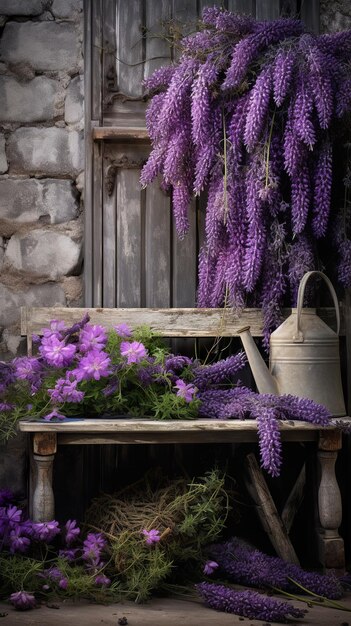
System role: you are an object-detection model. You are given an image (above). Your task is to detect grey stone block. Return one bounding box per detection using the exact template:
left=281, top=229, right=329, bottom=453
left=0, top=134, right=7, bottom=174
left=7, top=128, right=84, bottom=176
left=0, top=178, right=79, bottom=226
left=0, top=282, right=66, bottom=328
left=0, top=0, right=44, bottom=15
left=0, top=237, right=4, bottom=268
left=320, top=0, right=351, bottom=32
left=0, top=76, right=58, bottom=123
left=0, top=22, right=79, bottom=71
left=5, top=230, right=82, bottom=280
left=52, top=0, right=83, bottom=18
left=65, top=75, right=84, bottom=125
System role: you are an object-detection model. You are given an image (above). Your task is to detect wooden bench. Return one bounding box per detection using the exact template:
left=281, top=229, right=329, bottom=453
left=19, top=306, right=348, bottom=570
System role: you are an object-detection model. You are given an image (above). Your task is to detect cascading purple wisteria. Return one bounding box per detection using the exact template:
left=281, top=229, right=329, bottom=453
left=193, top=352, right=247, bottom=390
left=312, top=139, right=333, bottom=238
left=207, top=537, right=343, bottom=599
left=197, top=383, right=330, bottom=477
left=196, top=582, right=306, bottom=622
left=141, top=8, right=351, bottom=345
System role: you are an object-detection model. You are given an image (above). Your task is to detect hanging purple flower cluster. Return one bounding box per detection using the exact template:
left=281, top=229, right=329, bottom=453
left=141, top=7, right=351, bottom=345
left=199, top=389, right=331, bottom=477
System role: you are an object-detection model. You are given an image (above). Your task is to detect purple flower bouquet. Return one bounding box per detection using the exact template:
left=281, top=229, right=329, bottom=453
left=0, top=313, right=335, bottom=476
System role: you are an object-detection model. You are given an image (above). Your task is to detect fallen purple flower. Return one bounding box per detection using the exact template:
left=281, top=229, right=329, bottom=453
left=196, top=582, right=306, bottom=622
left=42, top=409, right=66, bottom=422
left=142, top=528, right=161, bottom=545
left=64, top=519, right=80, bottom=545
left=95, top=574, right=111, bottom=587
left=31, top=520, right=60, bottom=543
left=203, top=560, right=219, bottom=575
left=10, top=591, right=36, bottom=611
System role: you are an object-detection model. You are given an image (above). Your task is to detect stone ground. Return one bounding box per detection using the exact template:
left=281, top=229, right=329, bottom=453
left=0, top=595, right=351, bottom=626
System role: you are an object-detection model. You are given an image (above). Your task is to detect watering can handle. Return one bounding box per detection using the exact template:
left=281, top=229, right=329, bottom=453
left=294, top=271, right=340, bottom=342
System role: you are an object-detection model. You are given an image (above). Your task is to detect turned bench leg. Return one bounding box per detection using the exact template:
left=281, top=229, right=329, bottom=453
left=31, top=433, right=57, bottom=522
left=317, top=430, right=345, bottom=571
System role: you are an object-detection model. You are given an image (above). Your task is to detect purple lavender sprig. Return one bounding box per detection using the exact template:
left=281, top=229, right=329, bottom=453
left=312, top=140, right=333, bottom=238
left=208, top=537, right=343, bottom=599
left=196, top=582, right=306, bottom=622
left=273, top=48, right=296, bottom=107
left=244, top=66, right=272, bottom=152
left=193, top=353, right=247, bottom=390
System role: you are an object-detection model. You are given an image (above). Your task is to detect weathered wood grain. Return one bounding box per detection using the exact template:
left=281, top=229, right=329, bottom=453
left=255, top=0, right=281, bottom=19
left=102, top=149, right=117, bottom=307
left=116, top=169, right=142, bottom=307
left=245, top=453, right=300, bottom=564
left=145, top=184, right=172, bottom=307
left=116, top=0, right=144, bottom=97
left=102, top=0, right=117, bottom=109
left=19, top=418, right=343, bottom=434
left=145, top=0, right=171, bottom=79
left=93, top=141, right=103, bottom=306
left=300, top=0, right=320, bottom=33
left=21, top=306, right=345, bottom=338
left=281, top=463, right=306, bottom=533
left=91, top=0, right=102, bottom=121
left=228, top=0, right=255, bottom=14
left=93, top=127, right=150, bottom=141
left=84, top=0, right=93, bottom=307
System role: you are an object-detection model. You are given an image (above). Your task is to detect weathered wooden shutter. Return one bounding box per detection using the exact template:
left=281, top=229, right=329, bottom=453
left=70, top=0, right=323, bottom=522
left=84, top=0, right=320, bottom=311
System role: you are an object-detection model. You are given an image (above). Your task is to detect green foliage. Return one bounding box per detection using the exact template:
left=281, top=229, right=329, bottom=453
left=0, top=555, right=43, bottom=595
left=150, top=392, right=201, bottom=420
left=88, top=469, right=231, bottom=602
left=0, top=319, right=201, bottom=441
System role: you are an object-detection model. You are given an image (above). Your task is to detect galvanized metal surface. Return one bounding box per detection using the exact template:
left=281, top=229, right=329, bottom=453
left=238, top=272, right=347, bottom=416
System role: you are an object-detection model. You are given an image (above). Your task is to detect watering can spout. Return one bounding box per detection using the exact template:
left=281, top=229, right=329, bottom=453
left=237, top=326, right=279, bottom=396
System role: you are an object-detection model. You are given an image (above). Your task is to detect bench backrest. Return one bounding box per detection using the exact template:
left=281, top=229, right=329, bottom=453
left=21, top=306, right=341, bottom=354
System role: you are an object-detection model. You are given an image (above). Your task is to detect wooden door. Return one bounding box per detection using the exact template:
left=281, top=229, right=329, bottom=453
left=62, top=0, right=322, bottom=523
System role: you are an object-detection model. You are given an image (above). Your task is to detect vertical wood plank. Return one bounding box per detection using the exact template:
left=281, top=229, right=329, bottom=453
left=93, top=141, right=103, bottom=306
left=84, top=0, right=93, bottom=306
left=171, top=0, right=198, bottom=308
left=255, top=0, right=280, bottom=20
left=102, top=153, right=117, bottom=308
left=145, top=183, right=172, bottom=307
left=172, top=0, right=198, bottom=58
left=102, top=0, right=117, bottom=115
left=116, top=0, right=144, bottom=97
left=116, top=169, right=142, bottom=307
left=172, top=199, right=197, bottom=307
left=300, top=0, right=320, bottom=33
left=345, top=291, right=351, bottom=415
left=344, top=289, right=351, bottom=577
left=228, top=0, right=255, bottom=14
left=280, top=0, right=298, bottom=17
left=91, top=0, right=102, bottom=121
left=145, top=0, right=172, bottom=79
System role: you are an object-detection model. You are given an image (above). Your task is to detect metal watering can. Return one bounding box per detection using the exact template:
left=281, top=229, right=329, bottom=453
left=237, top=271, right=346, bottom=416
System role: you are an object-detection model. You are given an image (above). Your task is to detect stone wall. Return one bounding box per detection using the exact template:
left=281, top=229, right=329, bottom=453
left=0, top=0, right=84, bottom=495
left=320, top=0, right=351, bottom=32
